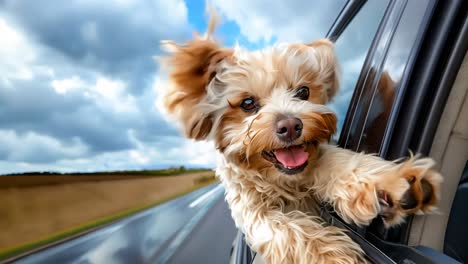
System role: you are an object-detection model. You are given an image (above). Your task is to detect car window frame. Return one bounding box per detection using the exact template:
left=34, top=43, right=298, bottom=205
left=333, top=0, right=467, bottom=249
left=327, top=0, right=393, bottom=146
left=331, top=0, right=440, bottom=245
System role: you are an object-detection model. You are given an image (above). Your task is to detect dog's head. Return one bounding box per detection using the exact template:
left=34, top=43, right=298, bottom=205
left=160, top=18, right=339, bottom=182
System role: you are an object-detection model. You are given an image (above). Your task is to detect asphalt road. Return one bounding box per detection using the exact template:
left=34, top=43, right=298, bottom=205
left=165, top=194, right=237, bottom=264
left=8, top=183, right=237, bottom=264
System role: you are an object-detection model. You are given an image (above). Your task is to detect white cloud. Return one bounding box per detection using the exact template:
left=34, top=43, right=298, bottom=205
left=93, top=78, right=124, bottom=99
left=0, top=17, right=57, bottom=88
left=154, top=0, right=189, bottom=29
left=51, top=75, right=86, bottom=94
left=212, top=0, right=345, bottom=44
left=0, top=18, right=36, bottom=81
left=50, top=75, right=139, bottom=113
left=152, top=75, right=172, bottom=121
left=170, top=140, right=219, bottom=167
left=129, top=130, right=218, bottom=168
left=92, top=77, right=138, bottom=113
left=0, top=129, right=89, bottom=163
left=129, top=150, right=151, bottom=165
left=124, top=139, right=218, bottom=169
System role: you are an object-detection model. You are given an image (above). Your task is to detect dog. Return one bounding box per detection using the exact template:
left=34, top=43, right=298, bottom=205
left=158, top=12, right=443, bottom=264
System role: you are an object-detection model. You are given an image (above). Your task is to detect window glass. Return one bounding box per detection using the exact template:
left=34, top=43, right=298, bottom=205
left=357, top=0, right=430, bottom=154
left=329, top=0, right=390, bottom=141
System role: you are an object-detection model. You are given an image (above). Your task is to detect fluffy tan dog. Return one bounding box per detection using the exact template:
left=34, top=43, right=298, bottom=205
left=159, top=14, right=442, bottom=264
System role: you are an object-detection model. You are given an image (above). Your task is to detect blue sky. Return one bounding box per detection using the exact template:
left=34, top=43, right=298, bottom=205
left=0, top=0, right=352, bottom=174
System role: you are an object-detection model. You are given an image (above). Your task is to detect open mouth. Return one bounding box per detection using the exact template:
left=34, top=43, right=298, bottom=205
left=261, top=143, right=312, bottom=175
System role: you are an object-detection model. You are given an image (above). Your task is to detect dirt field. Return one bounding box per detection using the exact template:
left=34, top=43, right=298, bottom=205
left=0, top=171, right=215, bottom=250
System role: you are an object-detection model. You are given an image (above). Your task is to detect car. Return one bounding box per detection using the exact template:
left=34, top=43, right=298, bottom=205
left=230, top=0, right=467, bottom=263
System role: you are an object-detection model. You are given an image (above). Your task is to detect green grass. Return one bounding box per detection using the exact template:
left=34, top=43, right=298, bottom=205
left=0, top=179, right=218, bottom=262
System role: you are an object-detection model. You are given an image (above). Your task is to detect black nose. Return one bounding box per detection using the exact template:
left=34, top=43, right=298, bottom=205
left=276, top=116, right=303, bottom=142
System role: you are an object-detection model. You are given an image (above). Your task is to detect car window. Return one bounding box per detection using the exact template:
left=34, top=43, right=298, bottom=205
left=356, top=0, right=433, bottom=155
left=329, top=0, right=390, bottom=141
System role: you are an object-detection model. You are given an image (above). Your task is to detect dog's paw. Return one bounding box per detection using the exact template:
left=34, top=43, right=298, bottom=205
left=377, top=156, right=443, bottom=227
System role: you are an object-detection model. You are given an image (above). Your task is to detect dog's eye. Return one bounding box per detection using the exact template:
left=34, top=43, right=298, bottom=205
left=240, top=97, right=257, bottom=112
left=294, top=86, right=309, bottom=100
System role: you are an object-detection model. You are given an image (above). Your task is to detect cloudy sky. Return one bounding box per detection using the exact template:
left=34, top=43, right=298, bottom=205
left=0, top=0, right=354, bottom=174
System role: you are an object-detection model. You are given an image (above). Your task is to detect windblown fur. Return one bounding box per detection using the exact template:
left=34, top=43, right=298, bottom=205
left=159, top=10, right=443, bottom=264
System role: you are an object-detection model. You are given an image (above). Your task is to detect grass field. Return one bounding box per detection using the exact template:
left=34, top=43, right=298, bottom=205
left=0, top=167, right=210, bottom=187
left=0, top=169, right=217, bottom=261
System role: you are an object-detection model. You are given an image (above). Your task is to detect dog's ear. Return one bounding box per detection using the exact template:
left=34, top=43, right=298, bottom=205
left=322, top=112, right=338, bottom=140
left=302, top=110, right=337, bottom=142
left=307, top=39, right=340, bottom=103
left=161, top=39, right=233, bottom=140
left=316, top=112, right=338, bottom=141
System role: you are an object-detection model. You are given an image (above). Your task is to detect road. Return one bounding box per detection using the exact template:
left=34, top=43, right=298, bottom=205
left=8, top=184, right=237, bottom=264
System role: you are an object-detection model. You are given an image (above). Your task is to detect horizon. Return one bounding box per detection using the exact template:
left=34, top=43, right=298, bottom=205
left=0, top=165, right=213, bottom=176
left=0, top=0, right=349, bottom=174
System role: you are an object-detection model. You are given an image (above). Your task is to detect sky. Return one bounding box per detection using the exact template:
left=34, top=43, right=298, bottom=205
left=0, top=0, right=352, bottom=174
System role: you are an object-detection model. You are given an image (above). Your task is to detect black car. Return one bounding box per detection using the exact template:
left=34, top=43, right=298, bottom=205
left=231, top=0, right=467, bottom=263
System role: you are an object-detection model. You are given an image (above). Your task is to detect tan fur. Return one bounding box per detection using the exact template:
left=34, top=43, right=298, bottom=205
left=306, top=39, right=341, bottom=101
left=160, top=38, right=233, bottom=139
left=159, top=10, right=443, bottom=264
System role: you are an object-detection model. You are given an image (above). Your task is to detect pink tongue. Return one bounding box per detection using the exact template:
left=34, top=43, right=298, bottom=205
left=274, top=146, right=309, bottom=168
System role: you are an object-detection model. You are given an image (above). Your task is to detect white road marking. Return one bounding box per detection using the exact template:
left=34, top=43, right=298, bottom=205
left=188, top=185, right=223, bottom=208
